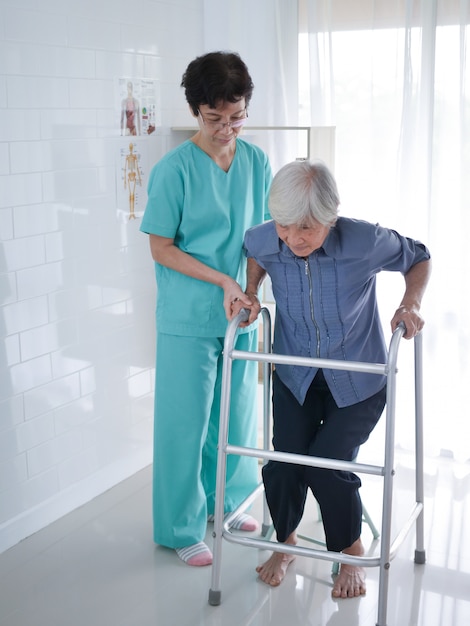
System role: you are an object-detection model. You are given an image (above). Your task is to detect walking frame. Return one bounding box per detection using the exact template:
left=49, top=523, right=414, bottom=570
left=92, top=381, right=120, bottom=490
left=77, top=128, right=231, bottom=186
left=208, top=307, right=426, bottom=626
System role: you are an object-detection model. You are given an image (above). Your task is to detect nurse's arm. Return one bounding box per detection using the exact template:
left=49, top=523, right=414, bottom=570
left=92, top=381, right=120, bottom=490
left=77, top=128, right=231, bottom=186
left=148, top=234, right=253, bottom=319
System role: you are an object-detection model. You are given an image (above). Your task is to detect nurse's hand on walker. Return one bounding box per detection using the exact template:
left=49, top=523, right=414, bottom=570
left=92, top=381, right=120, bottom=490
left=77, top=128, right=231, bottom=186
left=223, top=277, right=253, bottom=322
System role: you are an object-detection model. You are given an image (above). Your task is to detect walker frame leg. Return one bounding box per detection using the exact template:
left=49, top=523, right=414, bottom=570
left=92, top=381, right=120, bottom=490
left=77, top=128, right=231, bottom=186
left=208, top=312, right=241, bottom=606
left=414, top=332, right=426, bottom=566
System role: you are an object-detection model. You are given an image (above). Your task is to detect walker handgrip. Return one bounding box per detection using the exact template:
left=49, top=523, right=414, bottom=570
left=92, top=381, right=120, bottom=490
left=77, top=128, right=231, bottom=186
left=397, top=320, right=407, bottom=333
left=234, top=308, right=250, bottom=325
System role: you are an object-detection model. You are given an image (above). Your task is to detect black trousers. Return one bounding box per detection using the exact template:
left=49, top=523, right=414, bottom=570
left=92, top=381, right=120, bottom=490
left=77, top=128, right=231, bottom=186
left=263, top=369, right=387, bottom=552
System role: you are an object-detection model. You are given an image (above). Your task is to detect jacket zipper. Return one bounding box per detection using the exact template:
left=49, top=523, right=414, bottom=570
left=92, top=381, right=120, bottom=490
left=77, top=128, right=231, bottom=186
left=304, top=257, right=320, bottom=356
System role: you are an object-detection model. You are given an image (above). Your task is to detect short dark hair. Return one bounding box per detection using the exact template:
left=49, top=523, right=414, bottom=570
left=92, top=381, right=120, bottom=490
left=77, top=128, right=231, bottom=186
left=181, top=51, right=254, bottom=115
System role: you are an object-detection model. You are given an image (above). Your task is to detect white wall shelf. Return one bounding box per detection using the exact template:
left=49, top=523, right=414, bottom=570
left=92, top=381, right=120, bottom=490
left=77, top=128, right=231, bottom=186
left=171, top=125, right=336, bottom=168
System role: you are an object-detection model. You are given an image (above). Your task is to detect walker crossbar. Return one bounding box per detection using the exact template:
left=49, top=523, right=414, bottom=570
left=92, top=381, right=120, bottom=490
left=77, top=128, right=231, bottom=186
left=230, top=349, right=390, bottom=376
left=225, top=445, right=385, bottom=477
left=209, top=308, right=425, bottom=626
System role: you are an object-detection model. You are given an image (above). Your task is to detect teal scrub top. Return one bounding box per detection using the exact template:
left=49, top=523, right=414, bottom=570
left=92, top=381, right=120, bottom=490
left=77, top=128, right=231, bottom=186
left=140, top=138, right=272, bottom=337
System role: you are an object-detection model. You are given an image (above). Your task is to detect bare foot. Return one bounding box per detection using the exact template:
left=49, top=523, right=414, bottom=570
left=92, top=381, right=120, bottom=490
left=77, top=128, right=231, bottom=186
left=332, top=538, right=367, bottom=599
left=256, top=532, right=297, bottom=587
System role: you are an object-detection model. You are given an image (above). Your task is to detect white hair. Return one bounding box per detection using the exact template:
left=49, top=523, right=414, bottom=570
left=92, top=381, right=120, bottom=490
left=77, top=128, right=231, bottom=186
left=268, top=160, right=340, bottom=227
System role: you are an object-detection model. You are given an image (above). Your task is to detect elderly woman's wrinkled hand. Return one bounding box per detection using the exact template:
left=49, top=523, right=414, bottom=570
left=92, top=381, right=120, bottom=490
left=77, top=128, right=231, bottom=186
left=390, top=305, right=424, bottom=339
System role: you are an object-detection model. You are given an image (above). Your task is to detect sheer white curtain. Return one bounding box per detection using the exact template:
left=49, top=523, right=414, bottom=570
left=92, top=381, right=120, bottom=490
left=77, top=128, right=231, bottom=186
left=203, top=0, right=300, bottom=173
left=301, top=0, right=470, bottom=460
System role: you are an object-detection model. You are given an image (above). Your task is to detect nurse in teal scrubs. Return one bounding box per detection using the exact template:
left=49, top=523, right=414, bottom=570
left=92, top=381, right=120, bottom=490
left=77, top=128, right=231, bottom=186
left=140, top=52, right=272, bottom=566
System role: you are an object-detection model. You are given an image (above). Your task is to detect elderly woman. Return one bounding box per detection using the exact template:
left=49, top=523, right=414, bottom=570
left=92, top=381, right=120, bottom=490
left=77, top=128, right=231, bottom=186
left=140, top=52, right=272, bottom=566
left=233, top=160, right=431, bottom=597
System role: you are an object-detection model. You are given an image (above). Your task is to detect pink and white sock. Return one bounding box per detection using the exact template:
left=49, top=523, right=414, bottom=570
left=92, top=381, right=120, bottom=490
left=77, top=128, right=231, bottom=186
left=175, top=541, right=213, bottom=567
left=207, top=513, right=259, bottom=532
left=229, top=513, right=259, bottom=532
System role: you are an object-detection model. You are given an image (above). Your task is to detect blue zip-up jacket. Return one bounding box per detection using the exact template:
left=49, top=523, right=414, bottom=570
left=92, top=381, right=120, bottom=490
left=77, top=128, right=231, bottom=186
left=243, top=218, right=431, bottom=407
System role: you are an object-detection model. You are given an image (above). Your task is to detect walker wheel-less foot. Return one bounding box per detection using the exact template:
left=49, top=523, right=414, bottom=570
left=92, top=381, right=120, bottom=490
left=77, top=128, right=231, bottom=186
left=414, top=549, right=426, bottom=565
left=262, top=523, right=274, bottom=538
left=208, top=589, right=221, bottom=606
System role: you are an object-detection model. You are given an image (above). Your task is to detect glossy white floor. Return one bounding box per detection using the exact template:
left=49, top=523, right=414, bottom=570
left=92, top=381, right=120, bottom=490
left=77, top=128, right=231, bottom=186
left=0, top=448, right=469, bottom=626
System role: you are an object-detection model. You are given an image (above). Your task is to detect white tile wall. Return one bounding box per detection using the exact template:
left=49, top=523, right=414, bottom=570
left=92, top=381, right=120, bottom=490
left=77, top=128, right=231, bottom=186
left=0, top=78, right=6, bottom=108
left=3, top=296, right=49, bottom=336
left=0, top=110, right=42, bottom=141
left=10, top=143, right=49, bottom=174
left=7, top=76, right=70, bottom=108
left=0, top=143, right=9, bottom=174
left=3, top=7, right=68, bottom=47
left=0, top=0, right=205, bottom=553
left=0, top=173, right=43, bottom=208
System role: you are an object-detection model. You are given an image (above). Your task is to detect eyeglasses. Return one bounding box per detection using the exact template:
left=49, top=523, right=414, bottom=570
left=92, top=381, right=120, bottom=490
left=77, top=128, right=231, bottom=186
left=197, top=109, right=248, bottom=131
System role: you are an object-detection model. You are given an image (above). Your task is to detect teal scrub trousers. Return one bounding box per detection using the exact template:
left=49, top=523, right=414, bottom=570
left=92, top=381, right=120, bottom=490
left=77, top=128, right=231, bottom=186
left=152, top=329, right=259, bottom=548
